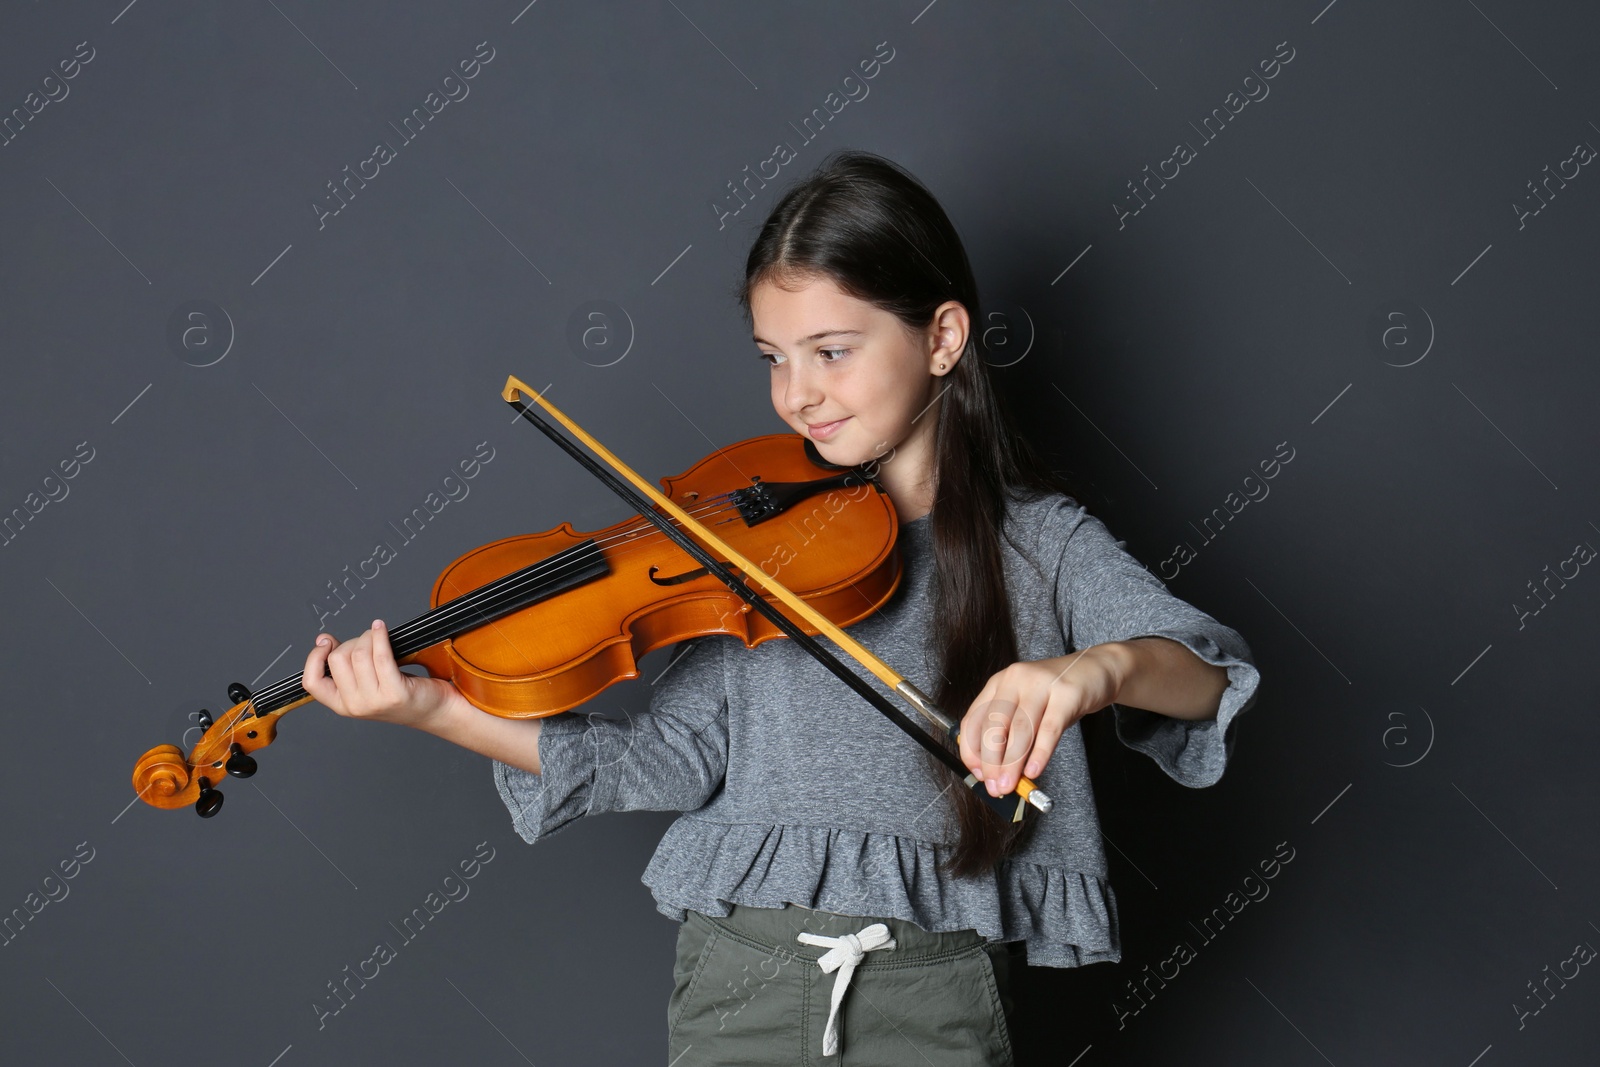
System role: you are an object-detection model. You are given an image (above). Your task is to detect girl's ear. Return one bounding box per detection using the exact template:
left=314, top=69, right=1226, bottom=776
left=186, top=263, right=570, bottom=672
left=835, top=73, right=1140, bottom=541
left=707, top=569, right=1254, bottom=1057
left=927, top=300, right=970, bottom=374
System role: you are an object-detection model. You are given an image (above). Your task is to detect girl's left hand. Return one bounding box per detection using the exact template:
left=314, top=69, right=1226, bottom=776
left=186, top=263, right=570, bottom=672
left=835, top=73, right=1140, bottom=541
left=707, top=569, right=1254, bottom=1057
left=957, top=646, right=1126, bottom=796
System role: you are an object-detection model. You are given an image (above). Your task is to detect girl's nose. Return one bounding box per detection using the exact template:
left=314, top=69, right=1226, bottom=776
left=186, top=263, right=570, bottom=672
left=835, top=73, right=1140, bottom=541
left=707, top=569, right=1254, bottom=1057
left=784, top=360, right=823, bottom=413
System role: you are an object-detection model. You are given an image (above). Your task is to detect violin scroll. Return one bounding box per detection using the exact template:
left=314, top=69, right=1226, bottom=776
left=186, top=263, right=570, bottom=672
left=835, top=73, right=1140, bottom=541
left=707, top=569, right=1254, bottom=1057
left=132, top=745, right=192, bottom=802
left=132, top=696, right=292, bottom=815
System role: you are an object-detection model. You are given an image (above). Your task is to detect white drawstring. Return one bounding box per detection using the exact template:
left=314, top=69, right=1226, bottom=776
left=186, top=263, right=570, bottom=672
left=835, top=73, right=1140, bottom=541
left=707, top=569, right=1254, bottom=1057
left=795, top=923, right=897, bottom=1056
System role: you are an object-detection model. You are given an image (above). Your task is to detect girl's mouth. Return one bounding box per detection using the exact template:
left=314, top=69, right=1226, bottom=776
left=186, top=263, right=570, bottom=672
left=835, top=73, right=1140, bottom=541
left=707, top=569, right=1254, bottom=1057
left=806, top=417, right=849, bottom=441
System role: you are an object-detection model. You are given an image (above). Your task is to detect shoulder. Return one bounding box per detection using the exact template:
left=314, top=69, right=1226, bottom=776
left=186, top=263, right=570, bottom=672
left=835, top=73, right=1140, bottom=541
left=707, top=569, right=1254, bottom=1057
left=1001, top=488, right=1094, bottom=563
left=1001, top=490, right=1156, bottom=594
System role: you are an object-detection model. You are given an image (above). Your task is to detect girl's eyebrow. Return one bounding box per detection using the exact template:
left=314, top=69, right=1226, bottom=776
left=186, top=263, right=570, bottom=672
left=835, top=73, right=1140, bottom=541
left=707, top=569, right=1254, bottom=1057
left=751, top=328, right=865, bottom=346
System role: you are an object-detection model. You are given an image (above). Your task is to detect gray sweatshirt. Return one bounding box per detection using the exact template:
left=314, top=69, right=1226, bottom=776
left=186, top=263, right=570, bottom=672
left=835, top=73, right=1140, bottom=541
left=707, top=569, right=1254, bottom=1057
left=492, top=490, right=1260, bottom=967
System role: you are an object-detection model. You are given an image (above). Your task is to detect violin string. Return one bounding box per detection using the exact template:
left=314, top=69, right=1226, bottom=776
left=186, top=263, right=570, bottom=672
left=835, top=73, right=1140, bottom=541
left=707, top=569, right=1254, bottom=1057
left=192, top=493, right=753, bottom=774
left=243, top=491, right=746, bottom=713
left=373, top=490, right=760, bottom=655
left=370, top=494, right=755, bottom=663
left=227, top=490, right=763, bottom=729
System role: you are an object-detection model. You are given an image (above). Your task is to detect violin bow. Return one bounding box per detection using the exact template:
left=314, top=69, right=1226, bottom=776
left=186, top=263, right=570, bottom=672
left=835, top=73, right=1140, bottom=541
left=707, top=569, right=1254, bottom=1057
left=502, top=373, right=1052, bottom=822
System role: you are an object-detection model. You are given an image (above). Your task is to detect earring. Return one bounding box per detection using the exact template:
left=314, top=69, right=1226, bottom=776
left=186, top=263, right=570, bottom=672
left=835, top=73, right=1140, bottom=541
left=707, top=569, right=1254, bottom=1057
left=938, top=362, right=946, bottom=370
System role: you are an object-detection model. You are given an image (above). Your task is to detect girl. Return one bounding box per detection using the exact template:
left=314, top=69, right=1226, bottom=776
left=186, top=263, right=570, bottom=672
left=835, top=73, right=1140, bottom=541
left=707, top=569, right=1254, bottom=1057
left=302, top=150, right=1260, bottom=1066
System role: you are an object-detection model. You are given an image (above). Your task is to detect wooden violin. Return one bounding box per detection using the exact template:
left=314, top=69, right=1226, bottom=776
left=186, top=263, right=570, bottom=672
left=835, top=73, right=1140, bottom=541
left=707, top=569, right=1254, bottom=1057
left=132, top=432, right=903, bottom=816
left=133, top=374, right=1050, bottom=820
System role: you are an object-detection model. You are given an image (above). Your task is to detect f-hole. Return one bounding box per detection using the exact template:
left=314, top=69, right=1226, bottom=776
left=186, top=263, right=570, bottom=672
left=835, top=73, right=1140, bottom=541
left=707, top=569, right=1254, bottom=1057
left=649, top=561, right=746, bottom=586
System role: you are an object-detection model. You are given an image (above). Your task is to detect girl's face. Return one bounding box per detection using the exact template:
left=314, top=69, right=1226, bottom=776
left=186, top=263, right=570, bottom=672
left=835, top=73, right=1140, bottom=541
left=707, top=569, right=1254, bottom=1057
left=750, top=273, right=967, bottom=477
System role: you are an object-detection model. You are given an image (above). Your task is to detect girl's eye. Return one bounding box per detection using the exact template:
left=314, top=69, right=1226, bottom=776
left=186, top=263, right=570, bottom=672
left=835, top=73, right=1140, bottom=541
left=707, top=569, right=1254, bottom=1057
left=756, top=348, right=847, bottom=365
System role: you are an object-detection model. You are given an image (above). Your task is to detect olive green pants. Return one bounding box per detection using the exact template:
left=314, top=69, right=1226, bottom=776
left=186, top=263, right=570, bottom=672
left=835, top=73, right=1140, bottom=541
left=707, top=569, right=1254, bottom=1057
left=667, top=901, right=1016, bottom=1066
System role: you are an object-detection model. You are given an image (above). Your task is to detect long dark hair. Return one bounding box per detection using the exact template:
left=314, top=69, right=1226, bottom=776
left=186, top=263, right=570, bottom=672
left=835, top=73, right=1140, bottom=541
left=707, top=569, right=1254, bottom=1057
left=735, top=149, right=1083, bottom=877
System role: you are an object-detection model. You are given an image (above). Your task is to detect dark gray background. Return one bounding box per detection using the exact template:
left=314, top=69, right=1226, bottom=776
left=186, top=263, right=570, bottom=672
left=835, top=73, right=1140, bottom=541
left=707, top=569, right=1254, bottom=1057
left=2, top=1, right=1596, bottom=1064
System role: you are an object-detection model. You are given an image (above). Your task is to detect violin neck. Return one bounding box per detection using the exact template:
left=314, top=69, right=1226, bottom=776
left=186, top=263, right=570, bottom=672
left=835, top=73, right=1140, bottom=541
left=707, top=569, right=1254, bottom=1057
left=244, top=538, right=611, bottom=718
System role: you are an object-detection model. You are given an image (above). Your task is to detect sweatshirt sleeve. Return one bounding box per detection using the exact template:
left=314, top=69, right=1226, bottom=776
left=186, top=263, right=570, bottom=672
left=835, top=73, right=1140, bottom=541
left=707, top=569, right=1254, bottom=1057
left=1049, top=499, right=1261, bottom=788
left=491, top=635, right=730, bottom=845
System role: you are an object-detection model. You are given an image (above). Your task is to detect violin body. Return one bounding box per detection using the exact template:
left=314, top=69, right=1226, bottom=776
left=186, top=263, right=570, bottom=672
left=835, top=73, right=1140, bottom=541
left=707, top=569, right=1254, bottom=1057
left=411, top=433, right=903, bottom=716
left=133, top=433, right=903, bottom=814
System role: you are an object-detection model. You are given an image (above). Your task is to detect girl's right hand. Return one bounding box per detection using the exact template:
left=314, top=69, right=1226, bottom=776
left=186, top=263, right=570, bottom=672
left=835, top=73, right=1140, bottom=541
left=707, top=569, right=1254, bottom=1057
left=302, top=619, right=462, bottom=732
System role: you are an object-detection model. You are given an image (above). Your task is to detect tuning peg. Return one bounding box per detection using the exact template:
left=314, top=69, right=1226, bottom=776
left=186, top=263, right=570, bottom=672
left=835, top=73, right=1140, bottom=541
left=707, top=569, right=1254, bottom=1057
left=225, top=742, right=257, bottom=779
left=195, top=776, right=224, bottom=817
left=228, top=682, right=252, bottom=704
left=196, top=708, right=213, bottom=732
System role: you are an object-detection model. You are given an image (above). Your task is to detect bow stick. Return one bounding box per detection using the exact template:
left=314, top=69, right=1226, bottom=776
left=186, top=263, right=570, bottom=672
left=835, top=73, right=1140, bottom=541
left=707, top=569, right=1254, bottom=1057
left=502, top=373, right=1052, bottom=822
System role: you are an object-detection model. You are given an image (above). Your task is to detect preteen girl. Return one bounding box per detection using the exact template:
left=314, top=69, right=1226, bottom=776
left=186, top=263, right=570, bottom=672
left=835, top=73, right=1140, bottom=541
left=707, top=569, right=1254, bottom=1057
left=302, top=149, right=1261, bottom=1066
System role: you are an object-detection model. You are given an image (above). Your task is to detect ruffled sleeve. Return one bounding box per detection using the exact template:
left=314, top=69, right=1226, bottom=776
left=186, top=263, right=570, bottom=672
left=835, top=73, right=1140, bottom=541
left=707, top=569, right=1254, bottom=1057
left=1050, top=500, right=1261, bottom=789
left=491, top=635, right=731, bottom=845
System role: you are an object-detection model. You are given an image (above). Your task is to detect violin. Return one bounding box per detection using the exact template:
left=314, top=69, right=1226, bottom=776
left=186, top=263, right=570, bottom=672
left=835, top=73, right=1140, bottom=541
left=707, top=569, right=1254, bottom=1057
left=132, top=375, right=1050, bottom=820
